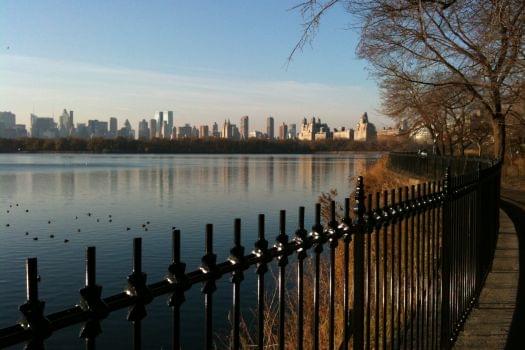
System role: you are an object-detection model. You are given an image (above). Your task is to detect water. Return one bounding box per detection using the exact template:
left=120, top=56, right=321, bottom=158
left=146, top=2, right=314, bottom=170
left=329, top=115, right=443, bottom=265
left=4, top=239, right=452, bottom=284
left=0, top=153, right=380, bottom=349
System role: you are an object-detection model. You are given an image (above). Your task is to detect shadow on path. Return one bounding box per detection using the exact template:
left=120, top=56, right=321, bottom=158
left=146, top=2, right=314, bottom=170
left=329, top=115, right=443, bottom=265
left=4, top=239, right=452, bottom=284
left=500, top=198, right=525, bottom=350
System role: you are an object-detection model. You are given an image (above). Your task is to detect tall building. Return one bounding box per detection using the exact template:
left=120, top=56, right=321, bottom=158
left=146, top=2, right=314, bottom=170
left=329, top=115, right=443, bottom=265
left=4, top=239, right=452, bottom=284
left=230, top=124, right=240, bottom=140
left=288, top=123, right=297, bottom=139
left=163, top=121, right=170, bottom=139
left=58, top=109, right=74, bottom=137
left=109, top=117, right=118, bottom=138
left=166, top=111, right=174, bottom=137
left=155, top=111, right=164, bottom=138
left=117, top=119, right=135, bottom=139
left=212, top=122, right=220, bottom=137
left=333, top=127, right=354, bottom=140
left=87, top=120, right=108, bottom=138
left=298, top=117, right=331, bottom=141
left=138, top=119, right=150, bottom=140
left=150, top=119, right=157, bottom=139
left=199, top=125, right=209, bottom=138
left=76, top=123, right=89, bottom=139
left=249, top=130, right=264, bottom=139
left=266, top=116, right=275, bottom=139
left=0, top=112, right=27, bottom=139
left=279, top=122, right=288, bottom=140
left=240, top=116, right=249, bottom=140
left=0, top=112, right=16, bottom=129
left=30, top=114, right=58, bottom=138
left=354, top=112, right=377, bottom=142
left=222, top=119, right=232, bottom=139
left=177, top=124, right=192, bottom=138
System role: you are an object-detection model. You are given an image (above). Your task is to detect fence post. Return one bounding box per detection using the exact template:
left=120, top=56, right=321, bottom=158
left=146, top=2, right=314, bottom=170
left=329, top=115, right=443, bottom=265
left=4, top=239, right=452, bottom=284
left=19, top=257, right=51, bottom=347
left=353, top=176, right=366, bottom=349
left=440, top=167, right=452, bottom=349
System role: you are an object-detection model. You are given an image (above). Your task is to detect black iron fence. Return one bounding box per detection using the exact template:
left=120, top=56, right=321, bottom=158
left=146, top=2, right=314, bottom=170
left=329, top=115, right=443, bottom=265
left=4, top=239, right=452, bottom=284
left=388, top=152, right=492, bottom=179
left=0, top=153, right=501, bottom=349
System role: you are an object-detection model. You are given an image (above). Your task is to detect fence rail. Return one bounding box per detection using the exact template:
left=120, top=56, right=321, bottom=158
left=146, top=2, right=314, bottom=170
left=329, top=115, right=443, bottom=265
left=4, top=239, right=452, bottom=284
left=0, top=153, right=502, bottom=349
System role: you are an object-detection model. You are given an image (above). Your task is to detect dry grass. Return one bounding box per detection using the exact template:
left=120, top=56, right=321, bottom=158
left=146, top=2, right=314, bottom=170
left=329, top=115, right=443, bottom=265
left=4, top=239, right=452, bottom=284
left=220, top=155, right=419, bottom=349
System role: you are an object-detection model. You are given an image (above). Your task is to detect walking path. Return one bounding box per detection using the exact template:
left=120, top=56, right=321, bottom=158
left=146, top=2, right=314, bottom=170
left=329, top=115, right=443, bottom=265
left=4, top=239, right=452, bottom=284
left=454, top=189, right=525, bottom=349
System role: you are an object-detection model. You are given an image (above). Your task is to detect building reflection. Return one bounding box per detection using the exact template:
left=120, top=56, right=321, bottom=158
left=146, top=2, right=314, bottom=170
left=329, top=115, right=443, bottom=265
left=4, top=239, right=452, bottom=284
left=6, top=155, right=378, bottom=204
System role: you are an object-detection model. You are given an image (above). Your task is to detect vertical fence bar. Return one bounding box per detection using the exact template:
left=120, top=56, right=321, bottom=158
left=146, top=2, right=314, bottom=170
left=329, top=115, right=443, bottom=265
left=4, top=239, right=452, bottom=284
left=365, top=194, right=373, bottom=349
left=382, top=190, right=388, bottom=349
left=202, top=224, right=216, bottom=350
left=276, top=210, right=288, bottom=350
left=441, top=167, right=452, bottom=349
left=79, top=246, right=108, bottom=350
left=230, top=220, right=244, bottom=350
left=415, top=184, right=422, bottom=350
left=131, top=238, right=143, bottom=350
left=169, top=230, right=184, bottom=350
left=389, top=189, right=396, bottom=349
left=374, top=192, right=381, bottom=349
left=396, top=188, right=402, bottom=350
left=312, top=203, right=323, bottom=350
left=353, top=176, right=366, bottom=350
left=402, top=187, right=409, bottom=350
left=19, top=257, right=51, bottom=349
left=85, top=246, right=96, bottom=350
left=255, top=214, right=268, bottom=350
left=409, top=185, right=415, bottom=350
left=295, top=207, right=307, bottom=350
left=342, top=198, right=351, bottom=350
left=328, top=201, right=338, bottom=350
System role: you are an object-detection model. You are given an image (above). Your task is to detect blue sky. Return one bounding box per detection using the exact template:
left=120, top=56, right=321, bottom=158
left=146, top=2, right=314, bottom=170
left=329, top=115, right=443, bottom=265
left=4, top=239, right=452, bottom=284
left=1, top=0, right=385, bottom=130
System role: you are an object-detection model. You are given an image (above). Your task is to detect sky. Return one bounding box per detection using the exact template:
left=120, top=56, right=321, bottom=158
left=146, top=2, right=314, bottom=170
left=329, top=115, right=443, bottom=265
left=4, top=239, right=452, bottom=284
left=0, top=0, right=386, bottom=130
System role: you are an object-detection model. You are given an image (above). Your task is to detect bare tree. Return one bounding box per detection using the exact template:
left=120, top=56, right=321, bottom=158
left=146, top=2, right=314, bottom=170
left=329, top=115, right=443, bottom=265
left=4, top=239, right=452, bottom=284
left=291, top=0, right=525, bottom=159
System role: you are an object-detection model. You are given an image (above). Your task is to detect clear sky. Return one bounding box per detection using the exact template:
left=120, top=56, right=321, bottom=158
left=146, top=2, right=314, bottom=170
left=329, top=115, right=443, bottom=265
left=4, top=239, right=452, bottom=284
left=0, top=0, right=386, bottom=130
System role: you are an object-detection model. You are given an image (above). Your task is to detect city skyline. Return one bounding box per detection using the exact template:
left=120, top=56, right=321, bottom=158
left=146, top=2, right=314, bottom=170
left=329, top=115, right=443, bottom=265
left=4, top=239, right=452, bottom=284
left=1, top=1, right=385, bottom=129
left=3, top=109, right=385, bottom=141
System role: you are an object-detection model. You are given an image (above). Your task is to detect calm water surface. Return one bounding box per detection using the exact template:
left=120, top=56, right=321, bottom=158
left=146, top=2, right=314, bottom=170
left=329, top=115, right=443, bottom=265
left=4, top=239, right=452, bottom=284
left=0, top=153, right=380, bottom=349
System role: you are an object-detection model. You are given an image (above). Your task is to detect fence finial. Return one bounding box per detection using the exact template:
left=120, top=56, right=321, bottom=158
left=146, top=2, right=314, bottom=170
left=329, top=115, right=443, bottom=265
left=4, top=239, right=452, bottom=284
left=19, top=258, right=51, bottom=342
left=354, top=176, right=365, bottom=224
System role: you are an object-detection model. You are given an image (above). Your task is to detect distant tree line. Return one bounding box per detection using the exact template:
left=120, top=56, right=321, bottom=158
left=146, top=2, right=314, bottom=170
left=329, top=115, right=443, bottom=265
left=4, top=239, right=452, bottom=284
left=0, top=137, right=418, bottom=154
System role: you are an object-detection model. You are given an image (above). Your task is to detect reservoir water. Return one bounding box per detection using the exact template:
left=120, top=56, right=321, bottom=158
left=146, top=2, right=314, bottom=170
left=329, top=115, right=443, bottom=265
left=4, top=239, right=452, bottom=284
left=0, top=153, right=380, bottom=349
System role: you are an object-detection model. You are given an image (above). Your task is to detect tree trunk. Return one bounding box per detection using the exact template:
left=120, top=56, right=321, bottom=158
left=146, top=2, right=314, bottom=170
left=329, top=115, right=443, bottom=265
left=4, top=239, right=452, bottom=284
left=492, top=115, right=506, bottom=160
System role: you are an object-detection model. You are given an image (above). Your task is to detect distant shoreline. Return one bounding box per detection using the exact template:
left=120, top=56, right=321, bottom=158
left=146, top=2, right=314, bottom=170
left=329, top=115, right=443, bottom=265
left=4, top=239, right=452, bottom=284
left=0, top=137, right=415, bottom=154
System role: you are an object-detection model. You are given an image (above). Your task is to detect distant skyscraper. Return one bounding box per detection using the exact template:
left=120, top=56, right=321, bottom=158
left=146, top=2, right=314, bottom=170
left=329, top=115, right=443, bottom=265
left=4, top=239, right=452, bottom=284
left=0, top=112, right=16, bottom=129
left=212, top=122, right=219, bottom=137
left=155, top=111, right=164, bottom=138
left=288, top=123, right=297, bottom=139
left=266, top=116, right=274, bottom=139
left=30, top=114, right=58, bottom=138
left=138, top=119, right=150, bottom=140
left=109, top=117, right=118, bottom=137
left=0, top=111, right=23, bottom=139
left=76, top=123, right=89, bottom=139
left=117, top=119, right=134, bottom=139
left=177, top=124, right=192, bottom=138
left=58, top=109, right=74, bottom=137
left=87, top=120, right=108, bottom=138
left=222, top=119, right=231, bottom=139
left=166, top=111, right=174, bottom=136
left=163, top=121, right=170, bottom=139
left=279, top=122, right=288, bottom=140
left=240, top=116, right=249, bottom=140
left=199, top=125, right=209, bottom=138
left=150, top=119, right=157, bottom=139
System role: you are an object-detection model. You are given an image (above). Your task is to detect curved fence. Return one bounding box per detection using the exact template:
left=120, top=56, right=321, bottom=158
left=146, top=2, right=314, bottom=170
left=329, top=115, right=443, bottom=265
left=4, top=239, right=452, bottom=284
left=0, top=153, right=502, bottom=349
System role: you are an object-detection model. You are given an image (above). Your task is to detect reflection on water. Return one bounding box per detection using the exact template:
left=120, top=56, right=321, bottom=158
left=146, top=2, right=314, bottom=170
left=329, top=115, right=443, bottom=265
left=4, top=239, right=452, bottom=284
left=0, top=153, right=380, bottom=349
